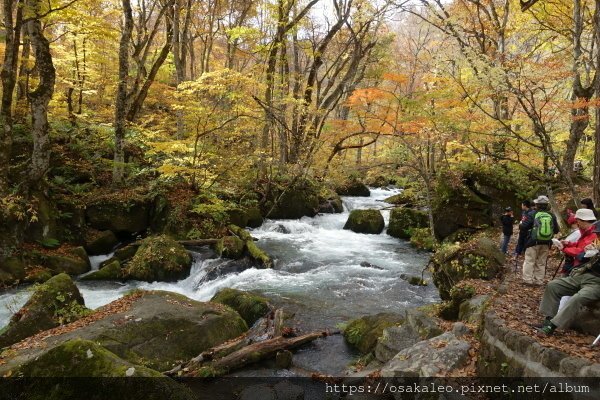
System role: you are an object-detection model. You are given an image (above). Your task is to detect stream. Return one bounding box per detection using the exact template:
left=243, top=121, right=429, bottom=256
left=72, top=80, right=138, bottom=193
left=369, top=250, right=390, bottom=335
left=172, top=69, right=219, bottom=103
left=0, top=187, right=439, bottom=375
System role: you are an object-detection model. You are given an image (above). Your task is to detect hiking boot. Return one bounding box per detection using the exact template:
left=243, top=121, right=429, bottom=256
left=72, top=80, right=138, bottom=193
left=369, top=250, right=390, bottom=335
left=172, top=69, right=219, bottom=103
left=535, top=322, right=557, bottom=336
left=531, top=317, right=552, bottom=329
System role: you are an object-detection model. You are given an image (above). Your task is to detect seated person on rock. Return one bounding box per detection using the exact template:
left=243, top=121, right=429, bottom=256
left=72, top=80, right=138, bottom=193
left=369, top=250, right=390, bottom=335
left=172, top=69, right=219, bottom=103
left=556, top=209, right=598, bottom=276
left=536, top=222, right=600, bottom=336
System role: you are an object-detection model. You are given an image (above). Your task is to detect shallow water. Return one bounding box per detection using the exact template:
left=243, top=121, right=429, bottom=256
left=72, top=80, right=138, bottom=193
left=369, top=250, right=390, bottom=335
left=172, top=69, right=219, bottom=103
left=0, top=187, right=439, bottom=374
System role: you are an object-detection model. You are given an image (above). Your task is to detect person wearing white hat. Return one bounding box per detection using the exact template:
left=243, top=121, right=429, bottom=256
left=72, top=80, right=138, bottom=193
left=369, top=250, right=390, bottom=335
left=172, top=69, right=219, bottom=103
left=556, top=208, right=598, bottom=276
left=520, top=195, right=560, bottom=286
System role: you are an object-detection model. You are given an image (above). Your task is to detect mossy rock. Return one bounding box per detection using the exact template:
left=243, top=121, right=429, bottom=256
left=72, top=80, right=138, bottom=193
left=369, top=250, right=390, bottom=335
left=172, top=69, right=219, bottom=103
left=84, top=230, right=119, bottom=256
left=245, top=206, right=264, bottom=228
left=44, top=254, right=90, bottom=275
left=82, top=260, right=122, bottom=281
left=211, top=288, right=271, bottom=326
left=387, top=208, right=428, bottom=239
left=215, top=236, right=246, bottom=259
left=68, top=246, right=89, bottom=264
left=14, top=339, right=196, bottom=399
left=23, top=267, right=53, bottom=284
left=226, top=208, right=249, bottom=228
left=384, top=190, right=417, bottom=207
left=318, top=188, right=344, bottom=214
left=263, top=180, right=320, bottom=219
left=343, top=209, right=385, bottom=234
left=228, top=225, right=273, bottom=268
left=336, top=180, right=370, bottom=197
left=25, top=192, right=60, bottom=243
left=125, top=235, right=192, bottom=282
left=94, top=291, right=248, bottom=371
left=343, top=313, right=404, bottom=354
left=432, top=236, right=505, bottom=300
left=0, top=257, right=26, bottom=287
left=0, top=273, right=89, bottom=348
left=86, top=198, right=151, bottom=235
left=113, top=244, right=138, bottom=262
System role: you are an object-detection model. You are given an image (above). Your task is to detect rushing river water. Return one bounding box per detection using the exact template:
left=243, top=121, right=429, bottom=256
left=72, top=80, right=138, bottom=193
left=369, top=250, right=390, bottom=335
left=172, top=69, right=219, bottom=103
left=0, top=187, right=439, bottom=375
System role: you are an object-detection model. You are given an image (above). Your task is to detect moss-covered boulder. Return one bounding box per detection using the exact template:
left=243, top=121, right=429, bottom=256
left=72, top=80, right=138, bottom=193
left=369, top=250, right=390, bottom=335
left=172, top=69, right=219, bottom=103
left=384, top=190, right=418, bottom=207
left=93, top=291, right=248, bottom=371
left=245, top=206, right=264, bottom=228
left=226, top=208, right=249, bottom=228
left=86, top=197, right=151, bottom=235
left=114, top=244, right=139, bottom=262
left=336, top=180, right=370, bottom=197
left=84, top=230, right=119, bottom=255
left=215, top=236, right=245, bottom=259
left=0, top=273, right=89, bottom=348
left=387, top=208, right=428, bottom=239
left=14, top=339, right=196, bottom=399
left=45, top=254, right=90, bottom=275
left=23, top=266, right=53, bottom=284
left=125, top=235, right=192, bottom=282
left=432, top=236, right=505, bottom=301
left=81, top=260, right=123, bottom=281
left=0, top=257, right=26, bottom=287
left=211, top=288, right=271, bottom=326
left=318, top=188, right=344, bottom=214
left=344, top=313, right=404, bottom=354
left=343, top=209, right=385, bottom=234
left=228, top=225, right=273, bottom=268
left=263, top=180, right=320, bottom=219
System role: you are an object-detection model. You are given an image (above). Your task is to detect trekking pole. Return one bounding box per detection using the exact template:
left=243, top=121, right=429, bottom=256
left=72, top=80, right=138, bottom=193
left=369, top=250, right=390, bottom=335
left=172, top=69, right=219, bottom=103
left=592, top=333, right=600, bottom=347
left=551, top=257, right=565, bottom=280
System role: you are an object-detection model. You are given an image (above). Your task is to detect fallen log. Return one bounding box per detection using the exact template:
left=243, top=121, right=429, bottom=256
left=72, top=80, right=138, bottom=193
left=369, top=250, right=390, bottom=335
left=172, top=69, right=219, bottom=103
left=177, top=239, right=221, bottom=246
left=186, top=331, right=327, bottom=377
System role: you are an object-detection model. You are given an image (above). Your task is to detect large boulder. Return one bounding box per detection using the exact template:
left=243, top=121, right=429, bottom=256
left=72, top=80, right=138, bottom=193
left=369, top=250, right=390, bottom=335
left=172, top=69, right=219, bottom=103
left=211, top=288, right=271, bottom=326
left=263, top=180, right=320, bottom=219
left=0, top=273, right=88, bottom=348
left=343, top=313, right=404, bottom=354
left=343, top=209, right=385, bottom=234
left=245, top=206, right=264, bottom=228
left=125, top=235, right=192, bottom=282
left=384, top=190, right=418, bottom=207
left=13, top=339, right=196, bottom=399
left=431, top=236, right=505, bottom=300
left=318, top=188, right=344, bottom=214
left=381, top=332, right=471, bottom=377
left=571, top=300, right=600, bottom=336
left=215, top=236, right=246, bottom=260
left=84, top=230, right=119, bottom=255
left=81, top=260, right=123, bottom=281
left=459, top=294, right=491, bottom=324
left=227, top=225, right=273, bottom=268
left=387, top=208, right=428, bottom=239
left=336, top=180, right=370, bottom=197
left=374, top=308, right=443, bottom=363
left=44, top=254, right=90, bottom=275
left=86, top=197, right=151, bottom=235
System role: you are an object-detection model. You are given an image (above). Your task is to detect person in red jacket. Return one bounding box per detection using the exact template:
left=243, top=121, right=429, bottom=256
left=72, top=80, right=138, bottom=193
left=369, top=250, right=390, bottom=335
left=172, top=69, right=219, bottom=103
left=566, top=198, right=599, bottom=225
left=559, top=208, right=598, bottom=275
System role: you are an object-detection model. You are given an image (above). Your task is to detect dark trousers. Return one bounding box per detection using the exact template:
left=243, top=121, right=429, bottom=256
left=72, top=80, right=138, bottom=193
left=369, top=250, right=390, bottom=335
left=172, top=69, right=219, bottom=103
left=500, top=234, right=512, bottom=254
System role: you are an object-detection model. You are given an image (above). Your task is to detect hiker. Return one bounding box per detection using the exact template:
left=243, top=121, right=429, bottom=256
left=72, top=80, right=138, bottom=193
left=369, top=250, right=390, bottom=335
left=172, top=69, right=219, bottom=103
left=521, top=196, right=560, bottom=286
left=515, top=200, right=535, bottom=256
left=556, top=209, right=598, bottom=276
left=500, top=207, right=514, bottom=255
left=566, top=198, right=599, bottom=225
left=535, top=223, right=600, bottom=336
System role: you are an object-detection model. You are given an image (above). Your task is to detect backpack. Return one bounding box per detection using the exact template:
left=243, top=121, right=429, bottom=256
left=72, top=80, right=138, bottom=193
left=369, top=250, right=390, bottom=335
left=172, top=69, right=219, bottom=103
left=531, top=211, right=554, bottom=242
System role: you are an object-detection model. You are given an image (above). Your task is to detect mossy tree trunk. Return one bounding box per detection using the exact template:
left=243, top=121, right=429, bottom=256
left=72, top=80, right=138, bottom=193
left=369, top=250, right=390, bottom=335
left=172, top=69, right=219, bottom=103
left=26, top=0, right=55, bottom=185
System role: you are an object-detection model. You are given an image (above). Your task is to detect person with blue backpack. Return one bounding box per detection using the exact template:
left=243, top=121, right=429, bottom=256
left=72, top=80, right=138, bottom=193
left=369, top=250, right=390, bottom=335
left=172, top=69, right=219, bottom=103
left=521, top=195, right=560, bottom=286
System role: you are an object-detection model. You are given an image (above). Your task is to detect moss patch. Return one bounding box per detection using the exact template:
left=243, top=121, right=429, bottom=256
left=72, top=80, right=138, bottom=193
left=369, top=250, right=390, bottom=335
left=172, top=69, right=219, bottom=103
left=343, top=209, right=384, bottom=234
left=387, top=208, right=428, bottom=239
left=343, top=313, right=404, bottom=354
left=125, top=235, right=192, bottom=282
left=211, top=288, right=271, bottom=326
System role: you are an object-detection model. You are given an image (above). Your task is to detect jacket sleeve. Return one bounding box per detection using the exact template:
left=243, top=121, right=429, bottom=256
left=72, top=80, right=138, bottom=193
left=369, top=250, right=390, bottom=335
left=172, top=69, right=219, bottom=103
left=553, top=215, right=560, bottom=234
left=566, top=214, right=577, bottom=225
left=520, top=212, right=534, bottom=231
left=563, top=233, right=597, bottom=257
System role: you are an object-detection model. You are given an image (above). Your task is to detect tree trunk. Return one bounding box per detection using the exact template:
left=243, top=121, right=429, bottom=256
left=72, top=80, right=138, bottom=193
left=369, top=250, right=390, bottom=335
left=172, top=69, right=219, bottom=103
left=113, top=0, right=134, bottom=185
left=26, top=0, right=56, bottom=185
left=0, top=0, right=22, bottom=193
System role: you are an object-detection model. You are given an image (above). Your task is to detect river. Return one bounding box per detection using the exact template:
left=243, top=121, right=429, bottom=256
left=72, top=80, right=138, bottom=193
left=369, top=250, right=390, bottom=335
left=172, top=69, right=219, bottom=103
left=0, top=187, right=439, bottom=375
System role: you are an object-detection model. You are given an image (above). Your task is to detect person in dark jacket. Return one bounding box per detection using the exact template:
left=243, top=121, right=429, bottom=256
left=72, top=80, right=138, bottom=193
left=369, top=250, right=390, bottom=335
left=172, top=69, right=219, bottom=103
left=515, top=200, right=534, bottom=256
left=500, top=207, right=514, bottom=254
left=521, top=196, right=560, bottom=286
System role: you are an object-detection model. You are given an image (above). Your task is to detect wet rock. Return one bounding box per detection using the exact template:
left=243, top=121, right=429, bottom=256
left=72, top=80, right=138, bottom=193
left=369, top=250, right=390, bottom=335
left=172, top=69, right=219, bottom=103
left=113, top=244, right=138, bottom=262
left=81, top=260, right=123, bottom=281
left=215, top=236, right=246, bottom=259
left=0, top=273, right=88, bottom=348
left=211, top=288, right=271, bottom=326
left=343, top=209, right=385, bottom=235
left=228, top=225, right=273, bottom=268
left=45, top=254, right=91, bottom=275
left=125, top=235, right=192, bottom=282
left=359, top=262, right=384, bottom=270
left=381, top=332, right=471, bottom=377
left=336, top=180, right=370, bottom=197
left=387, top=208, right=428, bottom=240
left=318, top=188, right=344, bottom=214
left=245, top=206, right=264, bottom=228
left=384, top=190, right=417, bottom=207
left=201, top=257, right=257, bottom=282
left=272, top=224, right=291, bottom=234
left=262, top=180, right=320, bottom=220
left=23, top=267, right=53, bottom=284
left=407, top=275, right=427, bottom=286
left=452, top=322, right=470, bottom=337
left=85, top=230, right=119, bottom=256
left=344, top=313, right=404, bottom=354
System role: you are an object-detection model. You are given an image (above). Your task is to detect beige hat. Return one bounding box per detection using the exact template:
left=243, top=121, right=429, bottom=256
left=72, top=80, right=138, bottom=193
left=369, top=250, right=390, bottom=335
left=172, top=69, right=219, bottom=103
left=575, top=208, right=597, bottom=221
left=534, top=195, right=549, bottom=204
